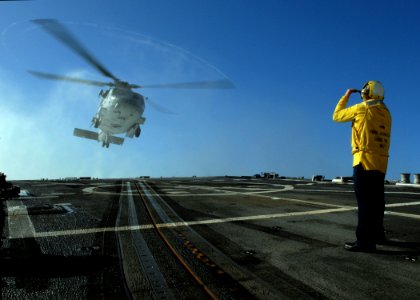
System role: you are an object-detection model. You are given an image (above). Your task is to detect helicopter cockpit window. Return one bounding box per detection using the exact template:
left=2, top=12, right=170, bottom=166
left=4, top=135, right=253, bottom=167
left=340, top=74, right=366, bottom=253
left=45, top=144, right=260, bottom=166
left=110, top=89, right=126, bottom=98
left=99, top=90, right=110, bottom=98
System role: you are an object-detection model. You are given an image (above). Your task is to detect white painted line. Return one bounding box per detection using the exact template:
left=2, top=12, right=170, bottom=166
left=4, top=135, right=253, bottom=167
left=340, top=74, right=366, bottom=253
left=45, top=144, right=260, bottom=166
left=297, top=189, right=354, bottom=193
left=83, top=183, right=295, bottom=197
left=385, top=211, right=420, bottom=220
left=33, top=199, right=420, bottom=238
left=31, top=206, right=354, bottom=238
left=395, top=183, right=420, bottom=188
left=177, top=207, right=356, bottom=225
left=246, top=188, right=294, bottom=194
left=261, top=194, right=349, bottom=208
left=295, top=188, right=420, bottom=196
left=6, top=205, right=28, bottom=216
left=167, top=192, right=236, bottom=197
left=166, top=191, right=189, bottom=194
left=7, top=200, right=36, bottom=239
left=386, top=201, right=420, bottom=207
left=42, top=192, right=76, bottom=196
left=385, top=191, right=420, bottom=195
left=34, top=225, right=154, bottom=237
left=19, top=196, right=59, bottom=199
left=9, top=185, right=420, bottom=240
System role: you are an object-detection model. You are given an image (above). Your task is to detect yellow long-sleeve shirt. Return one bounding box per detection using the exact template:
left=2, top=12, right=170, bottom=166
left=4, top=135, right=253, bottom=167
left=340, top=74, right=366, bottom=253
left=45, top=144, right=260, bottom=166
left=333, top=96, right=392, bottom=173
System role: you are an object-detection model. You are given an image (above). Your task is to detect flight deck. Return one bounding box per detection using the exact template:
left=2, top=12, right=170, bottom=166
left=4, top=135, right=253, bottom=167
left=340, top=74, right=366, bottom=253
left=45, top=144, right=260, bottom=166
left=1, top=177, right=420, bottom=299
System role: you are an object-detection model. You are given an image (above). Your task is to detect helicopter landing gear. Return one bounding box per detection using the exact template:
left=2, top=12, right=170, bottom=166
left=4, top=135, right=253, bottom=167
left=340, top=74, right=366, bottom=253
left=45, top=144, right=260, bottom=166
left=99, top=131, right=110, bottom=148
left=126, top=125, right=141, bottom=138
left=92, top=117, right=100, bottom=128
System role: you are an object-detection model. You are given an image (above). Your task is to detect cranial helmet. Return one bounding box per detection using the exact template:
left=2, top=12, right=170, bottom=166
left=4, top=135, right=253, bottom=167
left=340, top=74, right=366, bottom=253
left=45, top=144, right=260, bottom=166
left=361, top=80, right=384, bottom=100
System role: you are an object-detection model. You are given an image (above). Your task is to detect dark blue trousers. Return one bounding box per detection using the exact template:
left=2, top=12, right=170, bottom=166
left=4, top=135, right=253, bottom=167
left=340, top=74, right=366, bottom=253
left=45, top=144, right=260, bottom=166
left=353, top=164, right=386, bottom=246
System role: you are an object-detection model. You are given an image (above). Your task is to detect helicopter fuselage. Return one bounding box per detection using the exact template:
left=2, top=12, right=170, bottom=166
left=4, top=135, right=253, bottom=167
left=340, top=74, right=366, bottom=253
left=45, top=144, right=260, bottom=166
left=94, top=87, right=145, bottom=137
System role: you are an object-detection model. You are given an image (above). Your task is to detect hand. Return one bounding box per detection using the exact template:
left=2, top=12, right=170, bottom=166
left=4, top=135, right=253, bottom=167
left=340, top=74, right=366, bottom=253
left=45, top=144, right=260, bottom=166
left=344, top=89, right=361, bottom=97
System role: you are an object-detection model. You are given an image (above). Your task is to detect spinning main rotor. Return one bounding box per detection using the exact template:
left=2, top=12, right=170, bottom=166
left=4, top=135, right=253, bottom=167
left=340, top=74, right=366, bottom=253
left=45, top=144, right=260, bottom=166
left=29, top=19, right=234, bottom=91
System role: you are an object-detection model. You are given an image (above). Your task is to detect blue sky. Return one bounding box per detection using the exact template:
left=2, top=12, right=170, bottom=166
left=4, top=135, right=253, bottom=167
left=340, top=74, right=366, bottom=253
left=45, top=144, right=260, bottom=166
left=0, top=0, right=419, bottom=180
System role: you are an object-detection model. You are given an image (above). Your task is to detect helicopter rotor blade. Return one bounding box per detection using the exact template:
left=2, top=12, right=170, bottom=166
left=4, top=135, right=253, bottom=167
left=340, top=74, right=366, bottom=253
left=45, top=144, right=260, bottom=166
left=147, top=98, right=176, bottom=114
left=32, top=19, right=120, bottom=82
left=140, top=79, right=235, bottom=89
left=28, top=70, right=114, bottom=87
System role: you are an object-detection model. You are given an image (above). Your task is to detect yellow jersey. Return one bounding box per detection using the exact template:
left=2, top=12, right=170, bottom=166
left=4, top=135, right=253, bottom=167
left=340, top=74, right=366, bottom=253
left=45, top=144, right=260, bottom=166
left=333, top=96, right=392, bottom=173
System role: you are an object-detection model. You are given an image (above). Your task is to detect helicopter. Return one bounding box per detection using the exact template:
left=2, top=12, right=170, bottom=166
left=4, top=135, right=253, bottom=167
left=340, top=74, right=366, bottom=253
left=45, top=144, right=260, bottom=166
left=29, top=19, right=234, bottom=148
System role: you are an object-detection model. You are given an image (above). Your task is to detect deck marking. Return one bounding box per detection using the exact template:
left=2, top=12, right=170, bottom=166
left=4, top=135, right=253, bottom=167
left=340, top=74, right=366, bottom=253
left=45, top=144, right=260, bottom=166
left=266, top=195, right=350, bottom=208
left=385, top=201, right=420, bottom=207
left=294, top=188, right=420, bottom=196
left=29, top=199, right=420, bottom=238
left=83, top=183, right=294, bottom=197
left=8, top=182, right=420, bottom=239
left=385, top=211, right=420, bottom=220
left=7, top=200, right=36, bottom=239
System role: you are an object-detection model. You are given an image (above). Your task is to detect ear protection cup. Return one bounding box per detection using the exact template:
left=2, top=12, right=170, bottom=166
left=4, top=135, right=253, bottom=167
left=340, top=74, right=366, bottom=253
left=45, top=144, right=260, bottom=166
left=360, top=81, right=384, bottom=100
left=361, top=82, right=369, bottom=95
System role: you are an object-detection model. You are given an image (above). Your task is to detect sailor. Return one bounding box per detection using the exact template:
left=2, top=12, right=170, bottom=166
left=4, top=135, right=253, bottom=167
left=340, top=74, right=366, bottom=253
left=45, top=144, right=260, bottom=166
left=333, top=80, right=392, bottom=252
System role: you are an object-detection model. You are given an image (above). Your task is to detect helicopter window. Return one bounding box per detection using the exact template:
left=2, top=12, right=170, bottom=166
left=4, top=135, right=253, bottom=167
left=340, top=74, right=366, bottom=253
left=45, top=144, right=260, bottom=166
left=110, top=89, right=126, bottom=97
left=100, top=89, right=110, bottom=98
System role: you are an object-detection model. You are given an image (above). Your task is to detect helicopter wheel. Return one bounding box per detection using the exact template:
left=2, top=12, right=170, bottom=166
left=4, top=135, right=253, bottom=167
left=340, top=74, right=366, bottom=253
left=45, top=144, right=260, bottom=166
left=135, top=126, right=141, bottom=138
left=92, top=117, right=100, bottom=128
